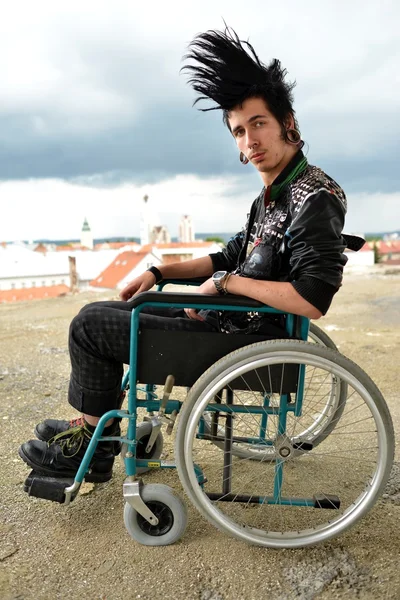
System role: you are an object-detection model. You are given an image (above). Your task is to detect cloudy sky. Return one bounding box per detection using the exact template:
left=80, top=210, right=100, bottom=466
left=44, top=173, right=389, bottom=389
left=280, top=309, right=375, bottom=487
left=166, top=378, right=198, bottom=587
left=1, top=0, right=399, bottom=241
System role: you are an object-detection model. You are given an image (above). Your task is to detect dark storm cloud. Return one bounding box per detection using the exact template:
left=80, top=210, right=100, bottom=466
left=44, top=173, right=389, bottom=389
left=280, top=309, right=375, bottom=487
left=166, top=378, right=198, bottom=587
left=0, top=0, right=399, bottom=199
left=0, top=104, right=235, bottom=181
left=1, top=101, right=399, bottom=197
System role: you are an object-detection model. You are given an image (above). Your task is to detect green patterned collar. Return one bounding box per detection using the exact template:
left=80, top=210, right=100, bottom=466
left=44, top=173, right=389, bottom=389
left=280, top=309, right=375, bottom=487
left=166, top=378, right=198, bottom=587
left=269, top=150, right=308, bottom=201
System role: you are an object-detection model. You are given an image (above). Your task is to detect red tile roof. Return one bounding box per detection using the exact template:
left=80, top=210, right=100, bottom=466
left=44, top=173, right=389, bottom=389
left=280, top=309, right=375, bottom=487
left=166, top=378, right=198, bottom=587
left=56, top=245, right=90, bottom=252
left=359, top=242, right=374, bottom=252
left=376, top=241, right=400, bottom=254
left=0, top=284, right=69, bottom=303
left=90, top=251, right=149, bottom=289
left=154, top=242, right=215, bottom=249
left=34, top=243, right=48, bottom=254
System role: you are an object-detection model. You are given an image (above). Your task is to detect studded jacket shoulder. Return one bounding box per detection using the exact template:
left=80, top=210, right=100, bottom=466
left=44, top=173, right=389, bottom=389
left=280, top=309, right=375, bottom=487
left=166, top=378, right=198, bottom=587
left=210, top=164, right=348, bottom=293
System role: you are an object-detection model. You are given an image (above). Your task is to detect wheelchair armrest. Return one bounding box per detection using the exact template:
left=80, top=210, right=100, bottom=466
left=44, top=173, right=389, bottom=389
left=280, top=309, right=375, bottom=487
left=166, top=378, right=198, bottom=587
left=128, top=291, right=268, bottom=311
left=157, top=277, right=208, bottom=290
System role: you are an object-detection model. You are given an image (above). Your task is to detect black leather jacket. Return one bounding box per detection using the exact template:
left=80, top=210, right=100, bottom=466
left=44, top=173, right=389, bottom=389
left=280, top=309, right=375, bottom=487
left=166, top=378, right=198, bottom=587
left=210, top=151, right=348, bottom=328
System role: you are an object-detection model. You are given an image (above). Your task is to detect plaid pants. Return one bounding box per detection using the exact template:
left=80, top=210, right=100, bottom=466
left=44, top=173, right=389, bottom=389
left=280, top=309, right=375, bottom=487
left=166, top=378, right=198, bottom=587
left=68, top=301, right=218, bottom=416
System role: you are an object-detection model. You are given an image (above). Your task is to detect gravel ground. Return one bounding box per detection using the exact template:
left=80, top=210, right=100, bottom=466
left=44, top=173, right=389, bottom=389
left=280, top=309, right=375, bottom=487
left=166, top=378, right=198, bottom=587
left=0, top=268, right=399, bottom=600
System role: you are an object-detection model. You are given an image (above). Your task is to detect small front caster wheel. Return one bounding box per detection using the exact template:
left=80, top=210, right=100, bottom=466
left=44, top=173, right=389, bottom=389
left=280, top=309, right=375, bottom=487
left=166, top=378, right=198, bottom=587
left=124, top=484, right=188, bottom=546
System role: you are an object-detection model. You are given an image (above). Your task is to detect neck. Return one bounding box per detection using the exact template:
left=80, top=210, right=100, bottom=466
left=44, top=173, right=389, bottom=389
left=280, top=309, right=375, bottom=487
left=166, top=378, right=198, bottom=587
left=260, top=145, right=299, bottom=187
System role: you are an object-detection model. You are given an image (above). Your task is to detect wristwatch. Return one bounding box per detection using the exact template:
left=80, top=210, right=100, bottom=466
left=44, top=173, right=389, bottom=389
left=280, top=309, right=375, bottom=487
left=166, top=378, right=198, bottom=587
left=146, top=266, right=163, bottom=284
left=212, top=271, right=229, bottom=295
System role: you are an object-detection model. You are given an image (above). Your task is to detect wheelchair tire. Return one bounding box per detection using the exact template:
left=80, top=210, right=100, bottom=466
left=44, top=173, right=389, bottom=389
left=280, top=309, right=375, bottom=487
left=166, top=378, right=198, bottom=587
left=120, top=422, right=163, bottom=474
left=124, top=484, right=187, bottom=546
left=175, top=339, right=394, bottom=548
left=202, top=326, right=347, bottom=460
left=308, top=322, right=338, bottom=349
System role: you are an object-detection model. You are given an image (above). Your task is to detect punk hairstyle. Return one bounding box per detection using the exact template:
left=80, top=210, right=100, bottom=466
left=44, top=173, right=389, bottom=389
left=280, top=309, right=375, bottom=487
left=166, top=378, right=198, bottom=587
left=182, top=26, right=298, bottom=133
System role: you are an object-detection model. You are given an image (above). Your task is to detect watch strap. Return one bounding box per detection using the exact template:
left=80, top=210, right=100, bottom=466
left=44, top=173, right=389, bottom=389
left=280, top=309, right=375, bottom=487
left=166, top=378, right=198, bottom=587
left=147, top=266, right=163, bottom=284
left=213, top=272, right=228, bottom=295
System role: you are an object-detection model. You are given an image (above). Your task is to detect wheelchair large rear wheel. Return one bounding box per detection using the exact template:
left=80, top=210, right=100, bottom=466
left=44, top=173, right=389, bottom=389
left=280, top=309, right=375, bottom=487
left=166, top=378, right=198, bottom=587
left=175, top=340, right=394, bottom=548
left=202, top=326, right=347, bottom=460
left=308, top=322, right=338, bottom=349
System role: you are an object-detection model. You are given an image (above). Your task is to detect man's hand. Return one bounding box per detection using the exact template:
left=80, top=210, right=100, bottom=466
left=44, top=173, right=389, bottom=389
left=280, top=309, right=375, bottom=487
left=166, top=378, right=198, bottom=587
left=184, top=277, right=218, bottom=321
left=119, top=271, right=156, bottom=301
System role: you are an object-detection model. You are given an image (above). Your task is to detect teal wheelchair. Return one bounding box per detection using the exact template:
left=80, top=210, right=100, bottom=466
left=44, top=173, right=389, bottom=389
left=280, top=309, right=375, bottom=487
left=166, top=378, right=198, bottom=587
left=24, top=281, right=395, bottom=549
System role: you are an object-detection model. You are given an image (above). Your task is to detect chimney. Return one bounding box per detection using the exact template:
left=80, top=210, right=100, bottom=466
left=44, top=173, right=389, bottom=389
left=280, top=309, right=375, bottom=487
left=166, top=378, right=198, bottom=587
left=69, top=256, right=79, bottom=293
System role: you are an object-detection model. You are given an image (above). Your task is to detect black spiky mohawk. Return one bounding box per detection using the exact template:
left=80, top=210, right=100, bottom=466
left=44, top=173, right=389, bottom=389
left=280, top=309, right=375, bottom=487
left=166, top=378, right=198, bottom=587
left=182, top=27, right=296, bottom=128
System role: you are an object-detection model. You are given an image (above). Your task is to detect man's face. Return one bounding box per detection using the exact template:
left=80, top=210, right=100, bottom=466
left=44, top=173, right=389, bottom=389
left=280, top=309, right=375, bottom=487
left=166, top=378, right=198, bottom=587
left=228, top=97, right=292, bottom=179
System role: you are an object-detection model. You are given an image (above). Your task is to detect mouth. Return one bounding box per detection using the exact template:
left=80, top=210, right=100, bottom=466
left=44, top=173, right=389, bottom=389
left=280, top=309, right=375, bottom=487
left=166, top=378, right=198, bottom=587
left=251, top=152, right=266, bottom=162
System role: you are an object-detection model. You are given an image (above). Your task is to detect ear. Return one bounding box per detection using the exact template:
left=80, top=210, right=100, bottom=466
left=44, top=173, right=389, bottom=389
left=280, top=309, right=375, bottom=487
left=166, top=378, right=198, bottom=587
left=284, top=113, right=295, bottom=130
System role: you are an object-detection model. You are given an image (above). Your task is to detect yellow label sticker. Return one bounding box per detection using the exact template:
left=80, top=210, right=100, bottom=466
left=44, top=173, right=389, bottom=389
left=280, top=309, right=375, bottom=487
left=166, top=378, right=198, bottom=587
left=148, top=461, right=161, bottom=468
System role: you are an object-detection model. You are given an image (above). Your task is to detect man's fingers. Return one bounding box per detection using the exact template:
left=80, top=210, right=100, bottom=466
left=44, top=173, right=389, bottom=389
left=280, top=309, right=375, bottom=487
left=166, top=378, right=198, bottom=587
left=120, top=272, right=156, bottom=301
left=185, top=308, right=205, bottom=321
left=120, top=283, right=138, bottom=301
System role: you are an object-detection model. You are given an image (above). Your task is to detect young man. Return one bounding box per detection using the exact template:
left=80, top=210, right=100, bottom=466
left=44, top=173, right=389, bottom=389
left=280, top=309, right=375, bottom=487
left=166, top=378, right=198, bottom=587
left=19, top=27, right=348, bottom=482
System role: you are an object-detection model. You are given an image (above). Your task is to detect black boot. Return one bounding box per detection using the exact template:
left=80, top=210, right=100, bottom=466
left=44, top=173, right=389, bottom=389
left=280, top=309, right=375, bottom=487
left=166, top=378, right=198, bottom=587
left=35, top=417, right=121, bottom=456
left=35, top=416, right=84, bottom=441
left=19, top=422, right=115, bottom=483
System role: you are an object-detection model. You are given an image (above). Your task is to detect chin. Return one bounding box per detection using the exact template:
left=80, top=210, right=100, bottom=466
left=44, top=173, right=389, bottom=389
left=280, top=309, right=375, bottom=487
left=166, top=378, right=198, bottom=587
left=257, top=163, right=271, bottom=172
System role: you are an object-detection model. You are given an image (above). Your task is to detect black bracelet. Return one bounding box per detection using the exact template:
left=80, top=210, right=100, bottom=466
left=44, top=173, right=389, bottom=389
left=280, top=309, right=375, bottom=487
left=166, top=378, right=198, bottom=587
left=147, top=266, right=163, bottom=284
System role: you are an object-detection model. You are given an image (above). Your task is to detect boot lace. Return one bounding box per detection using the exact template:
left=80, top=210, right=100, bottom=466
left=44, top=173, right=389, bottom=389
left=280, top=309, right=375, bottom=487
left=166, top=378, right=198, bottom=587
left=48, top=423, right=93, bottom=457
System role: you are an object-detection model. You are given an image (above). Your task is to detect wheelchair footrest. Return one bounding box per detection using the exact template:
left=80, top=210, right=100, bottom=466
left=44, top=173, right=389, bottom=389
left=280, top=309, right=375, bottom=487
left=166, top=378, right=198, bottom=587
left=313, top=494, right=341, bottom=509
left=23, top=470, right=78, bottom=504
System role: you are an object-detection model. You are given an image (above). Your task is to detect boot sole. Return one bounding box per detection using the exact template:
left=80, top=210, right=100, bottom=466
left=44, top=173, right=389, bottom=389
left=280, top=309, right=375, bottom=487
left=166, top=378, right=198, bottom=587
left=34, top=426, right=122, bottom=456
left=18, top=447, right=113, bottom=484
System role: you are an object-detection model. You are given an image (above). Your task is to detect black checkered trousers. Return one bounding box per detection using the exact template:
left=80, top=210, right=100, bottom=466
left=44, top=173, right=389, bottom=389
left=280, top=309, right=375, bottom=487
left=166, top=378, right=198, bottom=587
left=68, top=301, right=218, bottom=417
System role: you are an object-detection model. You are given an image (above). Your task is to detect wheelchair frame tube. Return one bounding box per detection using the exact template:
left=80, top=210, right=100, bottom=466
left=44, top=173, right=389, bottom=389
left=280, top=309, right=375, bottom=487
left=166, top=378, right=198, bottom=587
left=70, top=290, right=311, bottom=488
left=273, top=393, right=290, bottom=502
left=222, top=388, right=234, bottom=495
left=73, top=409, right=127, bottom=483
left=294, top=317, right=310, bottom=417
left=125, top=298, right=309, bottom=478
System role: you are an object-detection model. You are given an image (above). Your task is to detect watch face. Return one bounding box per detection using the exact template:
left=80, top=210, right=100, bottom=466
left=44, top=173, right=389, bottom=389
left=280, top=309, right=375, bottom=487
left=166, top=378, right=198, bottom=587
left=214, top=271, right=227, bottom=280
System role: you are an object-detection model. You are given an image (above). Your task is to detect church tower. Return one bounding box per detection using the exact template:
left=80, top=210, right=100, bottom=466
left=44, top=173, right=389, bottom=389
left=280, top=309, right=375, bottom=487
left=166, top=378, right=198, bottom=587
left=179, top=215, right=195, bottom=243
left=81, top=217, right=93, bottom=250
left=140, top=194, right=156, bottom=246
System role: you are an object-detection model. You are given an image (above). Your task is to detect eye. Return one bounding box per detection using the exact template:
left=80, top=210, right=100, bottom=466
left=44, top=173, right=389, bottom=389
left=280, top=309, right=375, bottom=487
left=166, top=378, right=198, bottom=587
left=255, top=121, right=265, bottom=128
left=234, top=129, right=244, bottom=138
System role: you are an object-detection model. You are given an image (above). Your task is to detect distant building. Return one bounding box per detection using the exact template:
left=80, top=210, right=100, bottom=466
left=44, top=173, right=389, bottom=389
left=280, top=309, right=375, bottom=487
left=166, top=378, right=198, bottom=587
left=150, top=225, right=171, bottom=244
left=139, top=195, right=160, bottom=246
left=0, top=243, right=123, bottom=298
left=90, top=250, right=162, bottom=291
left=383, top=232, right=399, bottom=241
left=94, top=241, right=139, bottom=251
left=375, top=240, right=400, bottom=264
left=33, top=243, right=48, bottom=254
left=179, top=215, right=195, bottom=243
left=0, top=284, right=69, bottom=303
left=344, top=242, right=374, bottom=267
left=0, top=224, right=223, bottom=302
left=81, top=218, right=93, bottom=250
left=140, top=241, right=222, bottom=265
left=140, top=195, right=151, bottom=245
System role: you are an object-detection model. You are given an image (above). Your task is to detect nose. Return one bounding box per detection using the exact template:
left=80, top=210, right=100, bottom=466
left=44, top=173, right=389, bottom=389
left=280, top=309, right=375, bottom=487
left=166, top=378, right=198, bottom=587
left=246, top=131, right=258, bottom=150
